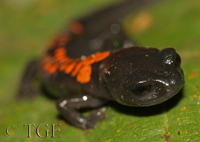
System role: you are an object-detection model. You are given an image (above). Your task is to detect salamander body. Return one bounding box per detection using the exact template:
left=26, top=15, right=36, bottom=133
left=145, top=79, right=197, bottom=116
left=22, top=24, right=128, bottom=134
left=17, top=0, right=184, bottom=129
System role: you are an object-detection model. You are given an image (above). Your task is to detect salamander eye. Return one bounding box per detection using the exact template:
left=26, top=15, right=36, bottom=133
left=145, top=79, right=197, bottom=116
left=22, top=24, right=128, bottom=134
left=160, top=48, right=179, bottom=66
left=129, top=83, right=154, bottom=97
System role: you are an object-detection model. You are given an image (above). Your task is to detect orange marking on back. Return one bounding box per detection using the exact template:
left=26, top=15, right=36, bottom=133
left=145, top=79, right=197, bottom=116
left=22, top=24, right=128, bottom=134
left=54, top=47, right=69, bottom=63
left=59, top=64, right=68, bottom=71
left=54, top=50, right=66, bottom=56
left=93, top=51, right=110, bottom=62
left=83, top=55, right=96, bottom=65
left=47, top=33, right=71, bottom=51
left=73, top=51, right=110, bottom=83
left=41, top=46, right=111, bottom=84
left=77, top=65, right=92, bottom=84
left=49, top=64, right=58, bottom=74
left=55, top=47, right=66, bottom=54
left=70, top=22, right=84, bottom=34
left=58, top=33, right=71, bottom=46
left=64, top=60, right=79, bottom=74
left=54, top=52, right=66, bottom=62
left=71, top=62, right=83, bottom=77
left=59, top=58, right=73, bottom=71
left=43, top=63, right=58, bottom=74
left=43, top=63, right=52, bottom=71
left=54, top=55, right=66, bottom=62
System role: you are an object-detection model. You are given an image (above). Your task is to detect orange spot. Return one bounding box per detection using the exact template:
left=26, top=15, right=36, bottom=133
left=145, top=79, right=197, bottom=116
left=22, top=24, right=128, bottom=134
left=176, top=118, right=180, bottom=121
left=84, top=55, right=95, bottom=65
left=48, top=33, right=71, bottom=50
left=58, top=33, right=71, bottom=46
left=65, top=60, right=78, bottom=74
left=43, top=63, right=58, bottom=74
left=70, top=21, right=84, bottom=34
left=77, top=65, right=92, bottom=84
left=59, top=64, right=68, bottom=71
left=72, top=51, right=110, bottom=83
left=54, top=54, right=66, bottom=62
left=59, top=59, right=73, bottom=71
left=94, top=51, right=110, bottom=62
left=71, top=62, right=83, bottom=77
left=54, top=47, right=68, bottom=62
left=55, top=51, right=66, bottom=57
left=55, top=47, right=66, bottom=54
left=54, top=55, right=66, bottom=62
left=49, top=64, right=58, bottom=74
left=42, top=47, right=111, bottom=84
left=43, top=63, right=52, bottom=71
left=189, top=72, right=198, bottom=79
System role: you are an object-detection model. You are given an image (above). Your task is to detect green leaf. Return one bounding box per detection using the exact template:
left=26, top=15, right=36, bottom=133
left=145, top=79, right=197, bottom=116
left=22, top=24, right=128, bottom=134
left=1, top=0, right=200, bottom=141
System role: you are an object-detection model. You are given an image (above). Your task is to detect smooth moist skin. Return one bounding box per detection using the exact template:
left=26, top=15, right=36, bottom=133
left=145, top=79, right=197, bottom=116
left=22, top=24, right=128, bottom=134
left=99, top=47, right=184, bottom=107
left=16, top=0, right=184, bottom=129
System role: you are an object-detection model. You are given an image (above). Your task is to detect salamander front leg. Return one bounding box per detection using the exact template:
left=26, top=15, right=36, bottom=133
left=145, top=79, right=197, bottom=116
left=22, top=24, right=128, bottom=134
left=56, top=95, right=107, bottom=129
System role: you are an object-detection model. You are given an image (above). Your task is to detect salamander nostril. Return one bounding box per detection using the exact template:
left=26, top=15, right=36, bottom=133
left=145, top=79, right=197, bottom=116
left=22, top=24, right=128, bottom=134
left=130, top=84, right=153, bottom=96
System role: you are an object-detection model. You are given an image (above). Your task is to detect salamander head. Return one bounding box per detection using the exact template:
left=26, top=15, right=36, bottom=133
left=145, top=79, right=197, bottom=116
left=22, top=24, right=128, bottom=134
left=99, top=47, right=184, bottom=107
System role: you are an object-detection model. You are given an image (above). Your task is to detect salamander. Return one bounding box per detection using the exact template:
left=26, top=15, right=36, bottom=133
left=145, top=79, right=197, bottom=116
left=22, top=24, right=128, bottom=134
left=16, top=0, right=185, bottom=129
